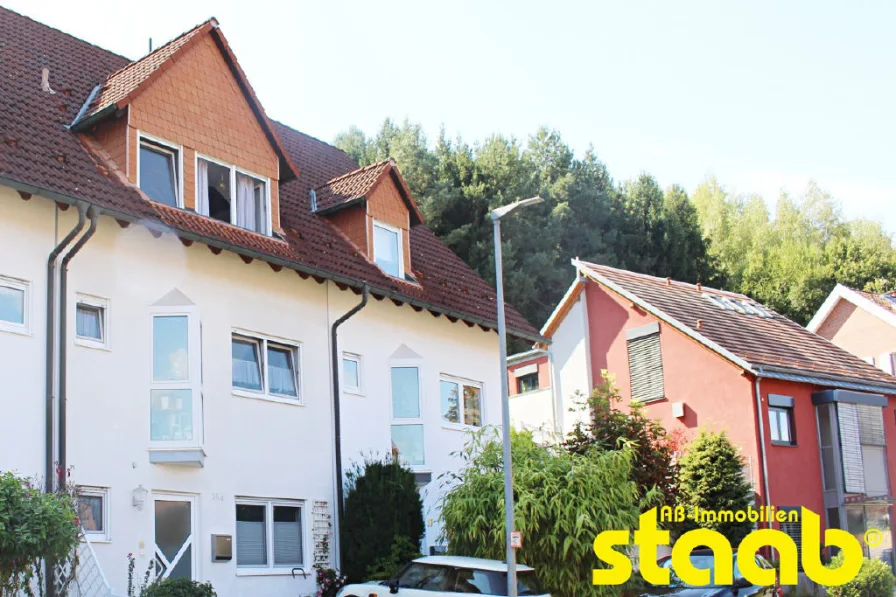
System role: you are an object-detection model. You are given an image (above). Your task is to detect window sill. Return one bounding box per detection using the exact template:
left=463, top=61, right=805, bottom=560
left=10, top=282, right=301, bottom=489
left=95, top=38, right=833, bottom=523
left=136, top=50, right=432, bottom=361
left=0, top=324, right=32, bottom=337
left=235, top=568, right=309, bottom=577
left=233, top=389, right=303, bottom=407
left=84, top=536, right=111, bottom=544
left=343, top=388, right=364, bottom=397
left=148, top=447, right=206, bottom=467
left=512, top=387, right=550, bottom=397
left=441, top=423, right=481, bottom=432
left=771, top=441, right=798, bottom=448
left=75, top=338, right=110, bottom=351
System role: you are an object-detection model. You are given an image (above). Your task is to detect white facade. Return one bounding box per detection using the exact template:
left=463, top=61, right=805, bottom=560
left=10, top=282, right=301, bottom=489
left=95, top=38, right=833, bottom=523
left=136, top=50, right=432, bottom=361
left=550, top=292, right=592, bottom=435
left=0, top=187, right=501, bottom=596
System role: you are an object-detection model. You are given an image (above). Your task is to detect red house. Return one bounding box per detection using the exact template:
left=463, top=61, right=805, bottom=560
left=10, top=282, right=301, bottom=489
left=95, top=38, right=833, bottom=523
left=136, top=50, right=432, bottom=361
left=510, top=260, right=896, bottom=568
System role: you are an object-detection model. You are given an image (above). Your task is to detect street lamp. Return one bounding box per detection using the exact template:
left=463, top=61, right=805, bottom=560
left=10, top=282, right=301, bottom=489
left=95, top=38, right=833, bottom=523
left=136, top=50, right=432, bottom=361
left=491, top=195, right=543, bottom=597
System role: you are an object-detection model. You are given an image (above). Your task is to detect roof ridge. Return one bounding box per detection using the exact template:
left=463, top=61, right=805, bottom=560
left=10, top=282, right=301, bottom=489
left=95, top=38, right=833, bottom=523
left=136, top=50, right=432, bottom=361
left=100, top=17, right=215, bottom=82
left=577, top=260, right=749, bottom=299
left=0, top=6, right=132, bottom=63
left=316, top=158, right=391, bottom=188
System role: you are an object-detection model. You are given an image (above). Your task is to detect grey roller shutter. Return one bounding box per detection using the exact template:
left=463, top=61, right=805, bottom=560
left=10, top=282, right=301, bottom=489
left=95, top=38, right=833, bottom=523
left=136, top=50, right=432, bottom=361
left=627, top=332, right=664, bottom=402
left=856, top=404, right=885, bottom=446
left=836, top=403, right=866, bottom=494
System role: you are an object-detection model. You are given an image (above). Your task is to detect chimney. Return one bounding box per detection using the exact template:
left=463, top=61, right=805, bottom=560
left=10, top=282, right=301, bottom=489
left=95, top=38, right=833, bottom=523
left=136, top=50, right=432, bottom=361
left=665, top=277, right=671, bottom=286
left=41, top=68, right=56, bottom=94
left=696, top=282, right=702, bottom=292
left=696, top=319, right=703, bottom=330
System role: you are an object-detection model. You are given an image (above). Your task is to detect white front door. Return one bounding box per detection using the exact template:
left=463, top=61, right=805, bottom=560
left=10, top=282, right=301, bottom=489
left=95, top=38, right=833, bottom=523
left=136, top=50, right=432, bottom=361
left=153, top=494, right=196, bottom=580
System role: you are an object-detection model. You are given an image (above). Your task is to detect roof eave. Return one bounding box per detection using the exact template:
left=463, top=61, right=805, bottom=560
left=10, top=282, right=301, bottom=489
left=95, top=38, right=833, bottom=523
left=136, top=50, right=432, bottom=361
left=315, top=196, right=366, bottom=216
left=70, top=103, right=118, bottom=132
left=753, top=365, right=896, bottom=395
left=1, top=176, right=545, bottom=344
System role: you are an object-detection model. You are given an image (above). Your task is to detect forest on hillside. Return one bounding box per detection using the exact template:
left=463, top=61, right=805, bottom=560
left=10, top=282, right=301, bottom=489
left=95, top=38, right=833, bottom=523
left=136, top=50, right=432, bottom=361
left=335, top=120, right=896, bottom=332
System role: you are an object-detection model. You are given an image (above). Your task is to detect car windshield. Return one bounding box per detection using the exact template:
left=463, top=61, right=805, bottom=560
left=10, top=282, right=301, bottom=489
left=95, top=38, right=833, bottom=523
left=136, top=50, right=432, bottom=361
left=397, top=564, right=455, bottom=591
left=660, top=553, right=746, bottom=587
left=452, top=568, right=543, bottom=596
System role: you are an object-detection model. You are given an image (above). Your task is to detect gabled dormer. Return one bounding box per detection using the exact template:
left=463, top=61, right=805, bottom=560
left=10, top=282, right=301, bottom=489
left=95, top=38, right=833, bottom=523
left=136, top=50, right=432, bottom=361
left=313, top=160, right=424, bottom=281
left=72, top=18, right=297, bottom=237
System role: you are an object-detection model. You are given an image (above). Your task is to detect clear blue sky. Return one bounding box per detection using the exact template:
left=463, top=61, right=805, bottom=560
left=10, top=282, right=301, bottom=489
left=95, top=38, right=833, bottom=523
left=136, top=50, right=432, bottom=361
left=10, top=0, right=895, bottom=232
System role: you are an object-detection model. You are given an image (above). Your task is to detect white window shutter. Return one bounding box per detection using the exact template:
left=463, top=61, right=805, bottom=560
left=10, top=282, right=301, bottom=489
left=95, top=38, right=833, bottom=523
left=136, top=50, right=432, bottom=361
left=836, top=403, right=865, bottom=494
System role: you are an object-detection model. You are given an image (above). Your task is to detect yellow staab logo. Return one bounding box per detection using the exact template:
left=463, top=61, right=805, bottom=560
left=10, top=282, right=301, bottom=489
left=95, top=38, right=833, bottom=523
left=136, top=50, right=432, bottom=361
left=592, top=507, right=863, bottom=587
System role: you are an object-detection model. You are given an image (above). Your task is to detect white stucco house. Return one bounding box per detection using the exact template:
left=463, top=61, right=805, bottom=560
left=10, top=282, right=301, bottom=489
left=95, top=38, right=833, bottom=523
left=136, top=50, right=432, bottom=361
left=0, top=8, right=540, bottom=596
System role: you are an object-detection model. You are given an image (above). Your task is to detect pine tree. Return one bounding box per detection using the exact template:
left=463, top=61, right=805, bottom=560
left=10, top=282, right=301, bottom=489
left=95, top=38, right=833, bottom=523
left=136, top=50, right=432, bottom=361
left=676, top=430, right=754, bottom=545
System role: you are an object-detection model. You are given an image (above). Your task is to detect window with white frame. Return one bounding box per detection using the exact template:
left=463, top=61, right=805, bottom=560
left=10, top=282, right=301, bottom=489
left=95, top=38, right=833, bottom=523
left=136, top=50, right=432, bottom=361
left=232, top=333, right=300, bottom=401
left=373, top=222, right=402, bottom=278
left=139, top=137, right=180, bottom=207
left=75, top=295, right=108, bottom=348
left=391, top=366, right=424, bottom=466
left=343, top=353, right=362, bottom=394
left=196, top=156, right=270, bottom=234
left=235, top=499, right=304, bottom=568
left=0, top=276, right=28, bottom=333
left=77, top=487, right=109, bottom=539
left=440, top=376, right=483, bottom=427
left=150, top=309, right=202, bottom=445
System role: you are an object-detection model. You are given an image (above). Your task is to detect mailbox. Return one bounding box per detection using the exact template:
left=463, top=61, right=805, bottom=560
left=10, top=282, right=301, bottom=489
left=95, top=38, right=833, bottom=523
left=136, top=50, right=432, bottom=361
left=211, top=534, right=232, bottom=562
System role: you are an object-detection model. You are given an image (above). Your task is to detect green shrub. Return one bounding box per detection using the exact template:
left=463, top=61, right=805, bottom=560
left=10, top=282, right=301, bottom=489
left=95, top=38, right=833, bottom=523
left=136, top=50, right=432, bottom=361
left=825, top=553, right=895, bottom=597
left=341, top=455, right=424, bottom=582
left=441, top=428, right=642, bottom=597
left=141, top=577, right=216, bottom=597
left=366, top=535, right=422, bottom=580
left=0, top=471, right=81, bottom=595
left=676, top=430, right=754, bottom=545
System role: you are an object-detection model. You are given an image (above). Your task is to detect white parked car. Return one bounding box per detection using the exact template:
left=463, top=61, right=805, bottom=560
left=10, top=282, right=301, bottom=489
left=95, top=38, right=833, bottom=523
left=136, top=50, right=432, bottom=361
left=336, top=555, right=549, bottom=597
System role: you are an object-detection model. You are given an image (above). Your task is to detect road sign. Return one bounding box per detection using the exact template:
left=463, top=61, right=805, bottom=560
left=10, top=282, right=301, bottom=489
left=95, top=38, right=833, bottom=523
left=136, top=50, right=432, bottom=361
left=510, top=530, right=523, bottom=549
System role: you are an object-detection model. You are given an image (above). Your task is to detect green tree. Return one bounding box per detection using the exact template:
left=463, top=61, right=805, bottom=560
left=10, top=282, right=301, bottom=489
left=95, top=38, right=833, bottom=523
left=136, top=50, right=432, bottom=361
left=341, top=456, right=424, bottom=582
left=564, top=372, right=685, bottom=510
left=441, top=429, right=644, bottom=597
left=0, top=471, right=81, bottom=595
left=676, top=431, right=754, bottom=545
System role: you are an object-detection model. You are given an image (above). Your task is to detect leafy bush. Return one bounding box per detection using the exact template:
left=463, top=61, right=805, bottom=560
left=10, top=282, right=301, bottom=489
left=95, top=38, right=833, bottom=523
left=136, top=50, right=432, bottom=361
left=141, top=578, right=216, bottom=597
left=825, top=553, right=895, bottom=597
left=675, top=430, right=754, bottom=545
left=0, top=470, right=81, bottom=595
left=565, top=371, right=686, bottom=510
left=441, top=428, right=642, bottom=597
left=366, top=535, right=422, bottom=580
left=341, top=455, right=424, bottom=582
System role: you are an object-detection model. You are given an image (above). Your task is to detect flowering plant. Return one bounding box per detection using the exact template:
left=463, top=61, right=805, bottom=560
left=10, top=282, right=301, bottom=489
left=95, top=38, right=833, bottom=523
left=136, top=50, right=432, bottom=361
left=314, top=564, right=347, bottom=597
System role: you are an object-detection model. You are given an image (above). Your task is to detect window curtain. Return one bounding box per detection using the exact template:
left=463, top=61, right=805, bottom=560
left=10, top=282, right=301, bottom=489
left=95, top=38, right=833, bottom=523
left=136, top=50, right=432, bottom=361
left=267, top=348, right=297, bottom=397
left=196, top=159, right=210, bottom=216
left=232, top=340, right=262, bottom=390
left=235, top=174, right=256, bottom=231
left=76, top=307, right=101, bottom=338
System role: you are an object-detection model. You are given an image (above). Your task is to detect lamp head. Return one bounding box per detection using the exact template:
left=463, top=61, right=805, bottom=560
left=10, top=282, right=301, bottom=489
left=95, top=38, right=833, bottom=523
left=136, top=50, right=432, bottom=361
left=491, top=196, right=543, bottom=220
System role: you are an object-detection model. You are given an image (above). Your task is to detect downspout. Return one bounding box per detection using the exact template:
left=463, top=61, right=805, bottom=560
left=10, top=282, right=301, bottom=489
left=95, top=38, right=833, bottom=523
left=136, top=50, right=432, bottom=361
left=46, top=203, right=87, bottom=493
left=330, top=284, right=369, bottom=569
left=546, top=345, right=563, bottom=437
left=753, top=376, right=772, bottom=519
left=58, top=207, right=99, bottom=488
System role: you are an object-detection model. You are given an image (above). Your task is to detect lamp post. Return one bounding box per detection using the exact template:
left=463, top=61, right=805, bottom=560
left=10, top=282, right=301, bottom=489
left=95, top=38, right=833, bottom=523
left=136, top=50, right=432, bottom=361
left=491, top=196, right=543, bottom=597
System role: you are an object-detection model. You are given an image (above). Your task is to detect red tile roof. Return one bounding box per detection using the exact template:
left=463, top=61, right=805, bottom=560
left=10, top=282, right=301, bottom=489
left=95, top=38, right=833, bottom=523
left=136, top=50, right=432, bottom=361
left=851, top=287, right=896, bottom=316
left=314, top=159, right=424, bottom=224
left=82, top=19, right=213, bottom=120
left=315, top=160, right=391, bottom=211
left=0, top=6, right=539, bottom=341
left=578, top=261, right=896, bottom=390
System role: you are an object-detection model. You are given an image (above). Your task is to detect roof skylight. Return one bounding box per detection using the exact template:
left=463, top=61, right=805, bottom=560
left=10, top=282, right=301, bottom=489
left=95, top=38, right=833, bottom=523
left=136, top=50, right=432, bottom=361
left=704, top=294, right=771, bottom=318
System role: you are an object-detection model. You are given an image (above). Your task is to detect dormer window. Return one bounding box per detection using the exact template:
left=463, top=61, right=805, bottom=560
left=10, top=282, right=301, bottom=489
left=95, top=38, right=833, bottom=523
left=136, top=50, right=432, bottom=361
left=197, top=156, right=270, bottom=235
left=139, top=136, right=181, bottom=207
left=374, top=221, right=403, bottom=278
